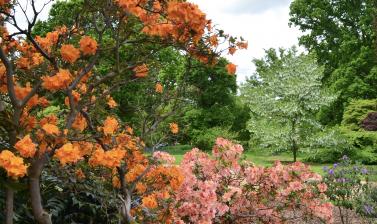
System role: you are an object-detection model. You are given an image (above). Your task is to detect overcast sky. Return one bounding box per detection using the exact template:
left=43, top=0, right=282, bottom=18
left=13, top=0, right=302, bottom=83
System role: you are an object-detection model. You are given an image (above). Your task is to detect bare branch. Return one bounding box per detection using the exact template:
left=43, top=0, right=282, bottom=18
left=20, top=80, right=42, bottom=107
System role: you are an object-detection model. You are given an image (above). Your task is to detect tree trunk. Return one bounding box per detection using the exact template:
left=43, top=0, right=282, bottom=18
left=293, top=146, right=297, bottom=162
left=4, top=128, right=18, bottom=224
left=29, top=157, right=52, bottom=224
left=118, top=168, right=134, bottom=224
left=5, top=186, right=14, bottom=224
left=292, top=136, right=299, bottom=162
left=291, top=117, right=299, bottom=163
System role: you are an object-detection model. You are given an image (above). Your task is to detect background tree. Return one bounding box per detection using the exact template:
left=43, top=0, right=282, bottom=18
left=241, top=48, right=335, bottom=162
left=179, top=58, right=240, bottom=150
left=289, top=0, right=377, bottom=125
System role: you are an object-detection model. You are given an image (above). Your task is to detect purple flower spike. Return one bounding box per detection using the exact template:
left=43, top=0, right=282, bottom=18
left=361, top=168, right=368, bottom=175
left=364, top=204, right=374, bottom=215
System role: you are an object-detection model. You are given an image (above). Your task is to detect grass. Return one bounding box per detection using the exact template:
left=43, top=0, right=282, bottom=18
left=243, top=150, right=331, bottom=175
left=160, top=144, right=192, bottom=164
left=161, top=144, right=377, bottom=181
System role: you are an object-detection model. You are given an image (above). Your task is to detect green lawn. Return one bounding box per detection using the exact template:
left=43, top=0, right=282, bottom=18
left=161, top=145, right=377, bottom=181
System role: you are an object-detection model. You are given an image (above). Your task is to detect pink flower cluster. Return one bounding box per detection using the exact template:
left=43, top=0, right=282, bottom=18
left=152, top=151, right=176, bottom=164
left=173, top=138, right=334, bottom=224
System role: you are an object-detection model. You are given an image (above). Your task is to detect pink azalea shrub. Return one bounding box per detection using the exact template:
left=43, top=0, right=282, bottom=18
left=174, top=138, right=334, bottom=224
left=153, top=151, right=176, bottom=164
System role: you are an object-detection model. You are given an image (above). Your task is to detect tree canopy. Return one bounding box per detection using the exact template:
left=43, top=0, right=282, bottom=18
left=242, top=48, right=335, bottom=161
left=289, top=0, right=377, bottom=124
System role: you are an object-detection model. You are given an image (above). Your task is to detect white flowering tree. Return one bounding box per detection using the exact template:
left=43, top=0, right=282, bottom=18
left=241, top=48, right=336, bottom=161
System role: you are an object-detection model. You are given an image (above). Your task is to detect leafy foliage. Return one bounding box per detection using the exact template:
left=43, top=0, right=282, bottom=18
left=289, top=0, right=377, bottom=124
left=342, top=99, right=377, bottom=131
left=242, top=48, right=335, bottom=161
left=189, top=126, right=238, bottom=151
left=339, top=99, right=377, bottom=164
left=305, top=126, right=356, bottom=163
left=176, top=58, right=249, bottom=149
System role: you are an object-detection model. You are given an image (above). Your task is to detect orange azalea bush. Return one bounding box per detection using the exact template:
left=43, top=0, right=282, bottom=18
left=174, top=138, right=334, bottom=224
left=0, top=0, right=245, bottom=223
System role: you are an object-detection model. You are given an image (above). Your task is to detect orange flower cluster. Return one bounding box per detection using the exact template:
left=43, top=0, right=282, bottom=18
left=14, top=83, right=41, bottom=108
left=0, top=64, right=7, bottom=93
left=42, top=69, right=72, bottom=91
left=208, top=35, right=219, bottom=47
left=35, top=27, right=66, bottom=53
left=145, top=166, right=184, bottom=191
left=79, top=36, right=97, bottom=55
left=101, top=116, right=119, bottom=135
left=226, top=63, right=237, bottom=75
left=14, top=39, right=45, bottom=70
left=16, top=52, right=44, bottom=70
left=123, top=145, right=147, bottom=169
left=89, top=148, right=127, bottom=168
left=125, top=164, right=146, bottom=182
left=135, top=182, right=147, bottom=194
left=14, top=135, right=37, bottom=158
left=227, top=41, right=248, bottom=56
left=133, top=64, right=149, bottom=78
left=144, top=2, right=207, bottom=44
left=116, top=0, right=141, bottom=11
left=112, top=176, right=121, bottom=188
left=0, top=150, right=28, bottom=179
left=155, top=83, right=163, bottom=93
left=228, top=47, right=237, bottom=55
left=72, top=113, right=87, bottom=132
left=142, top=194, right=158, bottom=209
left=237, top=41, right=248, bottom=49
left=116, top=0, right=208, bottom=45
left=166, top=1, right=207, bottom=43
left=0, top=0, right=10, bottom=7
left=29, top=115, right=64, bottom=154
left=54, top=143, right=83, bottom=166
left=42, top=123, right=60, bottom=135
left=107, top=96, right=117, bottom=108
left=120, top=161, right=183, bottom=223
left=73, top=141, right=95, bottom=157
left=169, top=122, right=179, bottom=134
left=13, top=27, right=67, bottom=70
left=61, top=44, right=80, bottom=63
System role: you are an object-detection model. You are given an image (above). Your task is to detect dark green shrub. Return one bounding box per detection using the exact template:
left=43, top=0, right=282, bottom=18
left=306, top=99, right=377, bottom=164
left=189, top=127, right=237, bottom=150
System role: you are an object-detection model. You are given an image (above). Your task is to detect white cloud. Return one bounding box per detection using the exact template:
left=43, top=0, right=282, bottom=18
left=219, top=0, right=292, bottom=15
